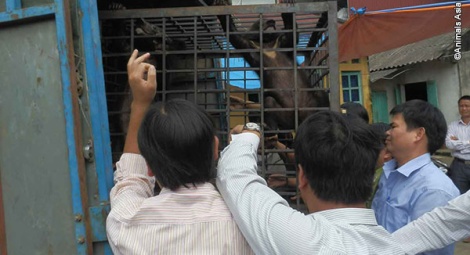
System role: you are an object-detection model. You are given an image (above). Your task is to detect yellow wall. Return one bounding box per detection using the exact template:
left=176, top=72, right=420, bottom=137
left=339, top=57, right=372, bottom=122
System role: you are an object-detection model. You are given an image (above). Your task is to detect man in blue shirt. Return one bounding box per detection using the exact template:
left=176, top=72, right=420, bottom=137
left=372, top=99, right=459, bottom=255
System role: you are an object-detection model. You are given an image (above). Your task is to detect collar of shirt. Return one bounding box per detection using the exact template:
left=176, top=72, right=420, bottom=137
left=159, top=182, right=217, bottom=195
left=314, top=208, right=379, bottom=226
left=459, top=119, right=470, bottom=125
left=383, top=153, right=431, bottom=178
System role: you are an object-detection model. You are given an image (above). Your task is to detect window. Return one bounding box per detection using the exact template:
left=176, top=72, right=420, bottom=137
left=219, top=56, right=306, bottom=90
left=341, top=71, right=362, bottom=103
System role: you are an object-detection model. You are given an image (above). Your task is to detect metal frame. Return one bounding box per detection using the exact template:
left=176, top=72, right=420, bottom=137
left=99, top=2, right=339, bottom=212
left=77, top=1, right=114, bottom=252
left=0, top=0, right=112, bottom=254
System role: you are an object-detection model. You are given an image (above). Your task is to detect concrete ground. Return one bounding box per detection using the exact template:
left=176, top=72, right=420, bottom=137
left=432, top=150, right=470, bottom=255
left=455, top=241, right=470, bottom=254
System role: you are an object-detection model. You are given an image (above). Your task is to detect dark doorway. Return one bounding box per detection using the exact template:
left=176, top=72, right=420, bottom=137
left=405, top=82, right=428, bottom=101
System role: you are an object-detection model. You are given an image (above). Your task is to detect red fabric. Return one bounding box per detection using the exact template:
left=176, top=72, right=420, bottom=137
left=339, top=4, right=470, bottom=62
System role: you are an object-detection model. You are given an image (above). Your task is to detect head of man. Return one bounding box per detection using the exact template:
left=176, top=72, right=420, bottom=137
left=340, top=102, right=369, bottom=123
left=458, top=95, right=470, bottom=120
left=138, top=99, right=219, bottom=191
left=387, top=100, right=447, bottom=166
left=370, top=122, right=393, bottom=169
left=293, top=111, right=383, bottom=211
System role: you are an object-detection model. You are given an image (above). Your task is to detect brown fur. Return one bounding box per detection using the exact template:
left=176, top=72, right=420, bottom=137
left=217, top=13, right=329, bottom=130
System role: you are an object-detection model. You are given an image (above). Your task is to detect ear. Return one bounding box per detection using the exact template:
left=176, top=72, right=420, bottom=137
left=147, top=164, right=155, bottom=177
left=213, top=135, right=220, bottom=160
left=273, top=35, right=282, bottom=48
left=383, top=151, right=393, bottom=162
left=249, top=40, right=260, bottom=49
left=415, top=127, right=426, bottom=141
left=297, top=164, right=309, bottom=189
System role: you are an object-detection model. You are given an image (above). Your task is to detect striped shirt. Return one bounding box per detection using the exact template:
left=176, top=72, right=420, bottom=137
left=106, top=153, right=254, bottom=255
left=393, top=190, right=470, bottom=254
left=216, top=133, right=405, bottom=255
left=446, top=119, right=470, bottom=160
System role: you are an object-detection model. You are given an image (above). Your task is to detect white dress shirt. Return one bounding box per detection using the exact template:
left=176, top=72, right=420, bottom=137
left=446, top=119, right=470, bottom=160
left=216, top=133, right=405, bottom=255
left=393, top=190, right=470, bottom=254
left=106, top=153, right=254, bottom=255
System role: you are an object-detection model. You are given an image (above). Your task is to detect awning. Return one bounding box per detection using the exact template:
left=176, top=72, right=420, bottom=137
left=369, top=29, right=470, bottom=72
left=369, top=69, right=398, bottom=83
left=339, top=2, right=470, bottom=62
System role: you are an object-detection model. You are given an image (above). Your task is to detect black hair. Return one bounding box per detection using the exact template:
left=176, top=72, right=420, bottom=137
left=138, top=99, right=216, bottom=191
left=340, top=102, right=369, bottom=123
left=390, top=99, right=447, bottom=154
left=458, top=95, right=470, bottom=104
left=370, top=122, right=391, bottom=145
left=294, top=111, right=382, bottom=204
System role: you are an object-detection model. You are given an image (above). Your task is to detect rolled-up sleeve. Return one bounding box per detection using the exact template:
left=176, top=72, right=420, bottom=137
left=107, top=153, right=155, bottom=252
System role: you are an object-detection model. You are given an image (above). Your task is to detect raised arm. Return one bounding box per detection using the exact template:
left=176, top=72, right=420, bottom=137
left=108, top=49, right=157, bottom=212
left=123, top=50, right=157, bottom=154
left=216, top=132, right=320, bottom=254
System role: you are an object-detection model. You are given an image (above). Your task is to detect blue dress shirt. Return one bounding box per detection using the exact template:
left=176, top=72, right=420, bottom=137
left=372, top=153, right=460, bottom=255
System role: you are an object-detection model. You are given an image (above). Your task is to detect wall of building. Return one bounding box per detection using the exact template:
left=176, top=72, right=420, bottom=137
left=370, top=78, right=395, bottom=123
left=401, top=61, right=459, bottom=123
left=458, top=52, right=470, bottom=96
left=371, top=60, right=461, bottom=124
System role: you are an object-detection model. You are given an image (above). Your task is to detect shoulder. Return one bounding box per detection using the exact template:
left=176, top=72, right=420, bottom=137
left=449, top=120, right=466, bottom=127
left=414, top=165, right=459, bottom=196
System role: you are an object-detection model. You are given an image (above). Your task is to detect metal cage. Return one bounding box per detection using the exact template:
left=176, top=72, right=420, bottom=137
left=99, top=2, right=339, bottom=210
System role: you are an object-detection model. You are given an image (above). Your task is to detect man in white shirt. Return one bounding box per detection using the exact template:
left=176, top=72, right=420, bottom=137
left=106, top=50, right=254, bottom=255
left=446, top=95, right=470, bottom=196
left=217, top=112, right=404, bottom=254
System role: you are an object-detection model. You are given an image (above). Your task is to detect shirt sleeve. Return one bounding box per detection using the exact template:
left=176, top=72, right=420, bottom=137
left=106, top=153, right=155, bottom=253
left=445, top=123, right=470, bottom=151
left=216, top=133, right=323, bottom=254
left=392, top=190, right=470, bottom=254
left=110, top=153, right=155, bottom=206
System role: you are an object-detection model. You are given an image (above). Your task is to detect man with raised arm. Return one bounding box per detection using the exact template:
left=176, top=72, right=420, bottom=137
left=106, top=50, right=253, bottom=254
left=217, top=112, right=404, bottom=254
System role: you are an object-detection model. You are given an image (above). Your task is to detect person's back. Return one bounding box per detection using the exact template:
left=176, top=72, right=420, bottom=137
left=106, top=50, right=253, bottom=254
left=372, top=99, right=459, bottom=255
left=217, top=111, right=404, bottom=254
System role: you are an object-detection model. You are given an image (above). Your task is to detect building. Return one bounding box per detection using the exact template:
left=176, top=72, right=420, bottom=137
left=369, top=30, right=470, bottom=123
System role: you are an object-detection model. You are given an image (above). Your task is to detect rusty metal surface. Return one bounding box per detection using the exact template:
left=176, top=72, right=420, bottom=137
left=327, top=0, right=339, bottom=112
left=89, top=204, right=111, bottom=242
left=0, top=19, right=78, bottom=254
left=100, top=9, right=326, bottom=53
left=99, top=2, right=328, bottom=19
